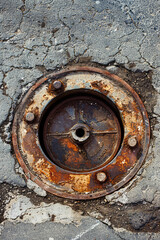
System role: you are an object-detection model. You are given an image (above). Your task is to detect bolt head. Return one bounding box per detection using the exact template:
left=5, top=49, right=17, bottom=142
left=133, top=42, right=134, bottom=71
left=96, top=172, right=107, bottom=182
left=128, top=136, right=137, bottom=147
left=25, top=112, right=35, bottom=122
left=53, top=80, right=62, bottom=90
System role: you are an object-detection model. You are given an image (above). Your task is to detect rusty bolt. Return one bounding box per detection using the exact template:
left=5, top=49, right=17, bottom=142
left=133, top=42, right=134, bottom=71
left=53, top=80, right=62, bottom=90
left=25, top=112, right=35, bottom=122
left=96, top=172, right=107, bottom=182
left=128, top=136, right=137, bottom=147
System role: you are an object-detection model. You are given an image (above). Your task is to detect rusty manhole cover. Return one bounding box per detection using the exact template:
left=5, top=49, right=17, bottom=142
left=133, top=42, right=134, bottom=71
left=42, top=94, right=121, bottom=172
left=12, top=66, right=150, bottom=199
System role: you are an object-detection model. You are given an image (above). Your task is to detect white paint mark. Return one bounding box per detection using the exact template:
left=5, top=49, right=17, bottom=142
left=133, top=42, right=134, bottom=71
left=71, top=222, right=100, bottom=240
left=96, top=1, right=100, bottom=4
left=49, top=238, right=54, bottom=240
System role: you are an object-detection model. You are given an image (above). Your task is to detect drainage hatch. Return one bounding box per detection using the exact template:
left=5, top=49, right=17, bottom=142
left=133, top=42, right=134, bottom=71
left=12, top=66, right=150, bottom=199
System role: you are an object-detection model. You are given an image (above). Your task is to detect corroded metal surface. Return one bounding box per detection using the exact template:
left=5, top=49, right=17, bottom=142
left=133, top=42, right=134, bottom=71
left=12, top=66, right=150, bottom=199
left=43, top=94, right=121, bottom=171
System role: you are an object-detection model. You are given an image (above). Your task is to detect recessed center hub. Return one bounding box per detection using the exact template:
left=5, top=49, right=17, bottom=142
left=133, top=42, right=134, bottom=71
left=76, top=128, right=84, bottom=137
left=71, top=123, right=90, bottom=143
left=41, top=91, right=122, bottom=172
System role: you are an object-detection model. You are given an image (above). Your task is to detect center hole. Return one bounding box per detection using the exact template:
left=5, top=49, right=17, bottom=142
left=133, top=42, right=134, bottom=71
left=76, top=128, right=85, bottom=138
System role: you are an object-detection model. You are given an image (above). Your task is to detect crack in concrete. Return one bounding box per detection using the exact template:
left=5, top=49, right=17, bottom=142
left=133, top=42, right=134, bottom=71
left=139, top=34, right=156, bottom=69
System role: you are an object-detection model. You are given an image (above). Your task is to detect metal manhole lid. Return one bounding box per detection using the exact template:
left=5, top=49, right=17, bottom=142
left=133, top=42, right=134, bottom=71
left=42, top=94, right=121, bottom=172
left=12, top=66, right=150, bottom=200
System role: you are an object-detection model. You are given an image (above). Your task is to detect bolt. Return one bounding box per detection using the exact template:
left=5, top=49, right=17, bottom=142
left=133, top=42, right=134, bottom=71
left=96, top=172, right=107, bottom=182
left=25, top=112, right=35, bottom=122
left=128, top=136, right=137, bottom=147
left=53, top=80, right=62, bottom=90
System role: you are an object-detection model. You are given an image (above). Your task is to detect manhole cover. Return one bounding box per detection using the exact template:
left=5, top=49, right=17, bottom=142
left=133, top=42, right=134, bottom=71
left=12, top=66, right=150, bottom=199
left=42, top=93, right=121, bottom=172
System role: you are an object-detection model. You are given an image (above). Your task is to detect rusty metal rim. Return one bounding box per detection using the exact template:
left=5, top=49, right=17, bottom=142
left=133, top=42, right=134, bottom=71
left=12, top=66, right=150, bottom=199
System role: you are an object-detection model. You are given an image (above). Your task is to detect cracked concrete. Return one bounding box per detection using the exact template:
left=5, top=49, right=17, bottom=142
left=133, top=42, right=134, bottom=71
left=4, top=195, right=84, bottom=225
left=0, top=0, right=160, bottom=239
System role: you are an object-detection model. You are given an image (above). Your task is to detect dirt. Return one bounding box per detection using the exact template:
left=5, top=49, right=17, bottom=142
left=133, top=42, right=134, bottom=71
left=0, top=182, right=159, bottom=232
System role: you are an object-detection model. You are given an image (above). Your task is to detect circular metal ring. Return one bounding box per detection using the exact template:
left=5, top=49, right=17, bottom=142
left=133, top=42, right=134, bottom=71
left=12, top=66, right=150, bottom=200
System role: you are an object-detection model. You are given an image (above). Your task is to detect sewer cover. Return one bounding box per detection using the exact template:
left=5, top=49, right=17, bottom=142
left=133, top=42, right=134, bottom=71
left=12, top=66, right=150, bottom=199
left=42, top=94, right=121, bottom=172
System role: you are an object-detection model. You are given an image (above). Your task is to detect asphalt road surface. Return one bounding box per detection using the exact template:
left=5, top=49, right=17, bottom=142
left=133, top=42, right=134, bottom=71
left=0, top=0, right=160, bottom=239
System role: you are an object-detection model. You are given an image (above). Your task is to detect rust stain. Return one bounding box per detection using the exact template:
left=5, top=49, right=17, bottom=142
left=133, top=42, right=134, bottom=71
left=91, top=81, right=109, bottom=95
left=60, top=138, right=85, bottom=167
left=62, top=138, right=79, bottom=152
left=12, top=66, right=150, bottom=199
left=107, top=145, right=139, bottom=184
left=69, top=174, right=91, bottom=193
left=22, top=126, right=44, bottom=166
left=48, top=82, right=54, bottom=95
left=33, top=158, right=92, bottom=193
